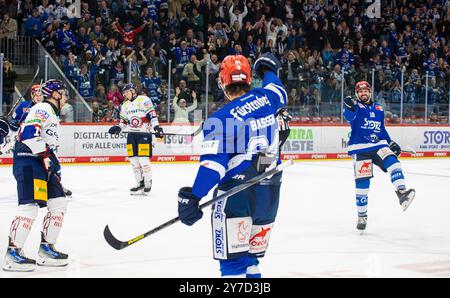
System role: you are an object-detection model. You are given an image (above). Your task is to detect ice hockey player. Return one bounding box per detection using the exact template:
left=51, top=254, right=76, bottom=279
left=108, top=83, right=164, bottom=196
left=0, top=85, right=43, bottom=154
left=343, top=81, right=416, bottom=232
left=177, top=53, right=287, bottom=278
left=10, top=84, right=44, bottom=130
left=3, top=79, right=70, bottom=272
left=0, top=83, right=73, bottom=197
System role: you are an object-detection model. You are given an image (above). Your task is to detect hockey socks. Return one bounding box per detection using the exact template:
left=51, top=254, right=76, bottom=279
left=9, top=204, right=38, bottom=248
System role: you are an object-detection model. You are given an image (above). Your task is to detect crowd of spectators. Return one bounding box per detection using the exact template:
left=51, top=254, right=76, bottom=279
left=1, top=0, right=450, bottom=123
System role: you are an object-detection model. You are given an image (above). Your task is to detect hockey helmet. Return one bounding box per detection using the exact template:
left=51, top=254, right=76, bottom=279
left=218, top=55, right=252, bottom=89
left=42, top=79, right=67, bottom=99
left=122, top=83, right=137, bottom=93
left=30, top=84, right=41, bottom=96
left=355, top=81, right=372, bottom=103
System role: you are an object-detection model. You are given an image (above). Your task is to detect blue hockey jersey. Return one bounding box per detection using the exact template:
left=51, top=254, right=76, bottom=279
left=344, top=101, right=392, bottom=155
left=192, top=71, right=287, bottom=198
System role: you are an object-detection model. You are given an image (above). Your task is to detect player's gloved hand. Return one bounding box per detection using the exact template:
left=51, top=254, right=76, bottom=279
left=389, top=141, right=401, bottom=156
left=0, top=118, right=10, bottom=138
left=254, top=52, right=281, bottom=78
left=108, top=125, right=121, bottom=135
left=178, top=187, right=203, bottom=226
left=8, top=119, right=20, bottom=132
left=344, top=96, right=357, bottom=111
left=154, top=125, right=164, bottom=138
left=39, top=148, right=61, bottom=179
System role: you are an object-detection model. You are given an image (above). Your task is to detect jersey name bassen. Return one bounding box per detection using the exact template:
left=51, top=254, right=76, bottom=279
left=230, top=95, right=271, bottom=121
left=250, top=114, right=275, bottom=131
left=361, top=119, right=381, bottom=131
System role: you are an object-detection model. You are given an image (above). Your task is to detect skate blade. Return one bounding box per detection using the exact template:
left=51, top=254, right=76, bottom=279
left=2, top=263, right=36, bottom=272
left=130, top=191, right=144, bottom=196
left=37, top=257, right=68, bottom=267
left=402, top=190, right=416, bottom=211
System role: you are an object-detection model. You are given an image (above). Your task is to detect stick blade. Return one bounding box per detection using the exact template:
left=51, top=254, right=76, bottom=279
left=103, top=225, right=128, bottom=250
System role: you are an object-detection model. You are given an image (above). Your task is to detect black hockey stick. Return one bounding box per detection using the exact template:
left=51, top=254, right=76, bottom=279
left=103, top=159, right=294, bottom=250
left=5, top=65, right=40, bottom=119
left=157, top=123, right=203, bottom=137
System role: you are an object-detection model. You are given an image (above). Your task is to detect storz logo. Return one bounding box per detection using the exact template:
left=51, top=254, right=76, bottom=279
left=362, top=119, right=381, bottom=131
left=214, top=200, right=223, bottom=220
left=365, top=0, right=381, bottom=18
left=215, top=228, right=224, bottom=255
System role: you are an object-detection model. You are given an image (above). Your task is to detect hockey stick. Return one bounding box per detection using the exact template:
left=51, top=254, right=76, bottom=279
left=103, top=159, right=294, bottom=250
left=157, top=123, right=203, bottom=137
left=401, top=145, right=417, bottom=155
left=5, top=65, right=40, bottom=119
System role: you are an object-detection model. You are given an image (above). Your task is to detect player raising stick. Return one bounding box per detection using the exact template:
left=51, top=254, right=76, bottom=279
left=108, top=83, right=164, bottom=196
left=3, top=79, right=70, bottom=272
left=177, top=53, right=287, bottom=278
left=343, top=81, right=416, bottom=232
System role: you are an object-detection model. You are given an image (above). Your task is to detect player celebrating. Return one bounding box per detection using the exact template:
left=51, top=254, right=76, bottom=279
left=343, top=81, right=416, bottom=232
left=108, top=83, right=164, bottom=196
left=3, top=79, right=69, bottom=272
left=177, top=53, right=287, bottom=278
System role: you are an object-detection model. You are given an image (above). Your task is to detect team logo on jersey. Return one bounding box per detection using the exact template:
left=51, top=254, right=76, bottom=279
left=375, top=105, right=383, bottom=111
left=129, top=116, right=142, bottom=128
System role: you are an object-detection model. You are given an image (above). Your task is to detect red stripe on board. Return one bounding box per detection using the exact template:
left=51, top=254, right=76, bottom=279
left=1, top=152, right=448, bottom=165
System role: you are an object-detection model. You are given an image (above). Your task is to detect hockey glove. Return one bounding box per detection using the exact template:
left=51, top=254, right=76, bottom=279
left=178, top=187, right=203, bottom=226
left=344, top=96, right=357, bottom=111
left=389, top=141, right=401, bottom=156
left=154, top=125, right=164, bottom=138
left=8, top=119, right=20, bottom=132
left=39, top=148, right=61, bottom=180
left=108, top=125, right=121, bottom=135
left=254, top=52, right=281, bottom=78
left=0, top=118, right=9, bottom=138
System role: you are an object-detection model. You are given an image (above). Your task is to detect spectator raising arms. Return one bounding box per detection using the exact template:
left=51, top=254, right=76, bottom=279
left=172, top=88, right=198, bottom=124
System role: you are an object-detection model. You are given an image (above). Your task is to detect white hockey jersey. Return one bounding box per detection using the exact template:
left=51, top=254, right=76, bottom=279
left=16, top=102, right=60, bottom=155
left=119, top=95, right=159, bottom=133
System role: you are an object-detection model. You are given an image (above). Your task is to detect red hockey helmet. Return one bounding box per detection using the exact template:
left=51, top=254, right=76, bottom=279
left=355, top=81, right=372, bottom=103
left=218, top=55, right=252, bottom=89
left=30, top=84, right=41, bottom=96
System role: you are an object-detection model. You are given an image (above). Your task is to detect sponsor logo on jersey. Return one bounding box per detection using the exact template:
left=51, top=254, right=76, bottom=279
left=215, top=228, right=224, bottom=256
left=375, top=105, right=383, bottom=111
left=237, top=221, right=249, bottom=243
left=355, top=160, right=373, bottom=179
left=230, top=95, right=271, bottom=121
left=213, top=200, right=224, bottom=220
left=362, top=118, right=381, bottom=131
left=33, top=109, right=50, bottom=122
left=249, top=226, right=271, bottom=253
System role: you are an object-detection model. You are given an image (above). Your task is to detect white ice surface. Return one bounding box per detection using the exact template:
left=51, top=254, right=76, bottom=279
left=1, top=159, right=449, bottom=278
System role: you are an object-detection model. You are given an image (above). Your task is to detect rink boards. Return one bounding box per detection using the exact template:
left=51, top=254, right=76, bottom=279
left=0, top=123, right=449, bottom=164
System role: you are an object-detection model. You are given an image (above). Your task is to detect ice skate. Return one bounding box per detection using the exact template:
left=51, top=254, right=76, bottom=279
left=63, top=187, right=72, bottom=198
left=396, top=188, right=415, bottom=211
left=130, top=180, right=144, bottom=195
left=37, top=233, right=68, bottom=267
left=143, top=180, right=152, bottom=196
left=2, top=237, right=36, bottom=272
left=357, top=215, right=368, bottom=234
